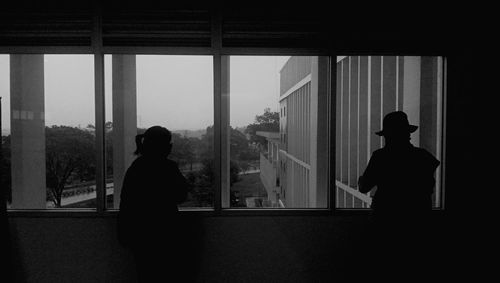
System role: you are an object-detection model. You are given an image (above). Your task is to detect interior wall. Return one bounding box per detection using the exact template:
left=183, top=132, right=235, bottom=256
left=2, top=4, right=479, bottom=283
left=7, top=214, right=459, bottom=283
left=4, top=53, right=475, bottom=283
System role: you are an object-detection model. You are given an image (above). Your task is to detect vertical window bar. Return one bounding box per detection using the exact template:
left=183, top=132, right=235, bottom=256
left=93, top=10, right=106, bottom=213
left=339, top=58, right=343, bottom=191
left=220, top=56, right=230, bottom=208
left=357, top=56, right=360, bottom=187
left=440, top=57, right=447, bottom=210
left=395, top=56, right=399, bottom=110
left=347, top=56, right=351, bottom=192
left=213, top=55, right=222, bottom=212
left=211, top=9, right=223, bottom=211
left=436, top=57, right=443, bottom=208
left=328, top=56, right=336, bottom=211
left=367, top=57, right=372, bottom=198
left=380, top=56, right=384, bottom=147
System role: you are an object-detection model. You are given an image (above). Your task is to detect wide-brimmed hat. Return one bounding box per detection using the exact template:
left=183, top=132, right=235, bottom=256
left=375, top=111, right=418, bottom=136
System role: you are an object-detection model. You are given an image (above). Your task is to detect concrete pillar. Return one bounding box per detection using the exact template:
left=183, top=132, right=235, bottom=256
left=402, top=56, right=421, bottom=146
left=358, top=56, right=369, bottom=174
left=221, top=56, right=230, bottom=208
left=335, top=61, right=342, bottom=206
left=349, top=56, right=359, bottom=189
left=370, top=56, right=382, bottom=153
left=309, top=56, right=329, bottom=208
left=112, top=55, right=137, bottom=208
left=420, top=56, right=442, bottom=207
left=420, top=57, right=438, bottom=155
left=10, top=55, right=46, bottom=209
left=382, top=56, right=397, bottom=116
left=341, top=58, right=350, bottom=184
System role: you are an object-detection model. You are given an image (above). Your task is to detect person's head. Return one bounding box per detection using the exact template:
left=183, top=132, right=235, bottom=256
left=134, top=126, right=172, bottom=156
left=376, top=111, right=418, bottom=145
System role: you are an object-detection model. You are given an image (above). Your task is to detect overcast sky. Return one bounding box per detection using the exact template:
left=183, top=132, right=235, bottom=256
left=1, top=55, right=289, bottom=134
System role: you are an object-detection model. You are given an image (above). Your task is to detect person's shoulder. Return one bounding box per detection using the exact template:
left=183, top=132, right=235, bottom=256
left=413, top=147, right=440, bottom=166
left=129, top=156, right=145, bottom=167
left=412, top=147, right=435, bottom=158
left=128, top=156, right=154, bottom=172
left=165, top=158, right=180, bottom=168
left=371, top=148, right=385, bottom=158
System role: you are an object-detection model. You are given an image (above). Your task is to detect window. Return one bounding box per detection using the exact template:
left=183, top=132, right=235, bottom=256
left=227, top=56, right=330, bottom=208
left=335, top=56, right=445, bottom=209
left=104, top=55, right=214, bottom=209
left=0, top=8, right=449, bottom=214
left=1, top=54, right=447, bottom=212
left=1, top=54, right=96, bottom=209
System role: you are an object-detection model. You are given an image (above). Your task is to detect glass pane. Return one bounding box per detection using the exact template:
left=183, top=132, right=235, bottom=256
left=335, top=56, right=444, bottom=209
left=228, top=56, right=329, bottom=208
left=105, top=55, right=214, bottom=209
left=1, top=54, right=96, bottom=209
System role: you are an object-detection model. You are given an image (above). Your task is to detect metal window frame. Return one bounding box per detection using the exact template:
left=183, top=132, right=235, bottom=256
left=3, top=12, right=448, bottom=217
left=333, top=53, right=448, bottom=214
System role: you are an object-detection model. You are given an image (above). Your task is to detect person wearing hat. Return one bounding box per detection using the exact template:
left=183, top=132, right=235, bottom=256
left=358, top=111, right=440, bottom=212
left=117, top=125, right=190, bottom=282
left=358, top=111, right=440, bottom=280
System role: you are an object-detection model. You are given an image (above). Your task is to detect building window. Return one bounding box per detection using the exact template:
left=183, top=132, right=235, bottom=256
left=1, top=53, right=446, bottom=212
left=227, top=56, right=330, bottom=208
left=104, top=55, right=214, bottom=209
left=335, top=56, right=445, bottom=209
left=1, top=54, right=96, bottom=209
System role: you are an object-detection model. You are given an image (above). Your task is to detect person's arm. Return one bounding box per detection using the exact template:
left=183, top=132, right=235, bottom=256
left=117, top=162, right=137, bottom=248
left=172, top=164, right=189, bottom=204
left=359, top=151, right=379, bottom=194
left=423, top=150, right=441, bottom=194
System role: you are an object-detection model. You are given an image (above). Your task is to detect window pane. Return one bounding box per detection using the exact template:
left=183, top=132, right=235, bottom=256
left=227, top=56, right=329, bottom=208
left=335, top=56, right=444, bottom=209
left=105, top=55, right=214, bottom=209
left=2, top=54, right=96, bottom=209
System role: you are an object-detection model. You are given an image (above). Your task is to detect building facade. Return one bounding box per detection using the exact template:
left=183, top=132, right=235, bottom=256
left=259, top=56, right=329, bottom=208
left=259, top=55, right=443, bottom=209
left=335, top=56, right=444, bottom=208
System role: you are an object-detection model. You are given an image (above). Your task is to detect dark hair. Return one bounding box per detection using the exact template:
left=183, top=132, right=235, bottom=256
left=134, top=134, right=145, bottom=155
left=134, top=126, right=172, bottom=156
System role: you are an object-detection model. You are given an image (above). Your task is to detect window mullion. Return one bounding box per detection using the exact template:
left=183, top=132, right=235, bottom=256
left=213, top=55, right=222, bottom=212
left=94, top=54, right=106, bottom=213
left=329, top=55, right=336, bottom=214
left=220, top=56, right=230, bottom=208
left=93, top=11, right=106, bottom=213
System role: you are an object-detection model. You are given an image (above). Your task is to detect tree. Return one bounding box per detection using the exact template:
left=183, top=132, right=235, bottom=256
left=182, top=125, right=247, bottom=206
left=45, top=126, right=96, bottom=207
left=170, top=133, right=196, bottom=170
left=86, top=122, right=113, bottom=178
left=245, top=107, right=280, bottom=147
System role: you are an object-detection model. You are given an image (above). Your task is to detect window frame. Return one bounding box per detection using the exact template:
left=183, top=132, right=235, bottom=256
left=333, top=55, right=447, bottom=211
left=2, top=13, right=447, bottom=217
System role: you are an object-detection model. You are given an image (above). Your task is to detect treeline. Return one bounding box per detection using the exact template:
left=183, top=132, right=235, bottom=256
left=0, top=108, right=279, bottom=208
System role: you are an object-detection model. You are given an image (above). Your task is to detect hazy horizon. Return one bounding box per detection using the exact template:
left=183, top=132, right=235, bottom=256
left=1, top=55, right=289, bottom=135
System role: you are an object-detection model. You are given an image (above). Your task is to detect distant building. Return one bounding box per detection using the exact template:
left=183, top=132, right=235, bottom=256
left=255, top=131, right=280, bottom=206
left=335, top=56, right=443, bottom=208
left=258, top=55, right=443, bottom=209
left=258, top=56, right=329, bottom=208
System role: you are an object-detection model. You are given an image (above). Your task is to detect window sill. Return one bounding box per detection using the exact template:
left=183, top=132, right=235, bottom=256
left=6, top=208, right=445, bottom=218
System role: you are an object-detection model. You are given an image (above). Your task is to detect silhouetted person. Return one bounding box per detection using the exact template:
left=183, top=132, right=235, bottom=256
left=358, top=111, right=440, bottom=280
left=117, top=126, right=189, bottom=282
